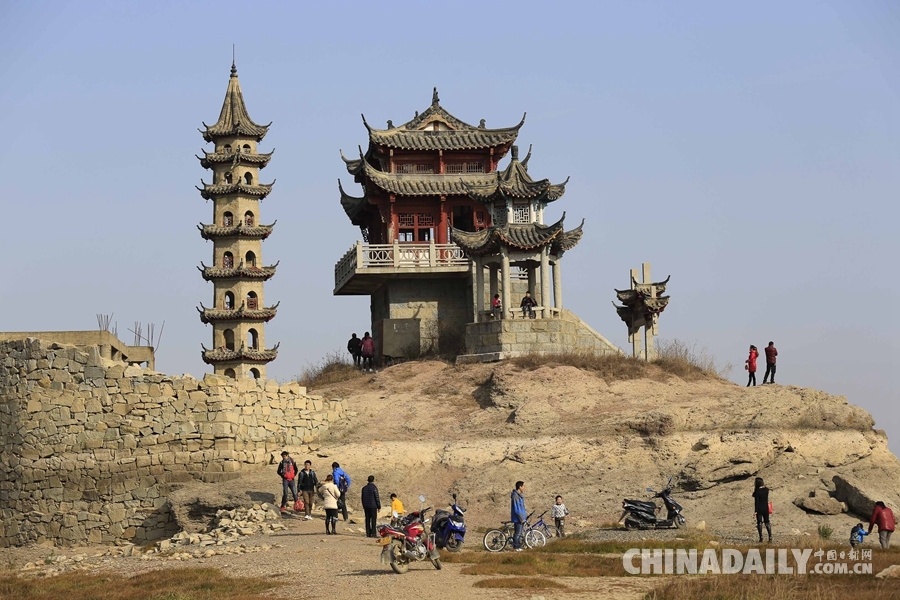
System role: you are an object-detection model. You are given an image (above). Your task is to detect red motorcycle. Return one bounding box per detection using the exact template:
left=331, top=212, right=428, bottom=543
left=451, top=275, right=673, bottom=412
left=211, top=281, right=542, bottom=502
left=377, top=496, right=441, bottom=574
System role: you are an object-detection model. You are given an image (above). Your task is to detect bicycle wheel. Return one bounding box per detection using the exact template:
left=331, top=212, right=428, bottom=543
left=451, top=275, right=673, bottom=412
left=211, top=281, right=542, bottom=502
left=483, top=529, right=508, bottom=552
left=525, top=529, right=546, bottom=548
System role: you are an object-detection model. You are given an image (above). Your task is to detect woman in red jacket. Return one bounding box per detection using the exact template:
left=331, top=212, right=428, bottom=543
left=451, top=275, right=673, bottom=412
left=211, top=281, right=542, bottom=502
left=746, top=345, right=759, bottom=387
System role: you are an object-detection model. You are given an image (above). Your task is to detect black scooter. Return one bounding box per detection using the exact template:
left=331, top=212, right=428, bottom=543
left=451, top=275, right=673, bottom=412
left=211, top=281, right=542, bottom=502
left=620, top=477, right=685, bottom=529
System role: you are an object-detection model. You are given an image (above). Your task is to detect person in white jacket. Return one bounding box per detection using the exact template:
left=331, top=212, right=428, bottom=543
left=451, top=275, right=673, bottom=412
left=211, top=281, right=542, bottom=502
left=319, top=474, right=342, bottom=535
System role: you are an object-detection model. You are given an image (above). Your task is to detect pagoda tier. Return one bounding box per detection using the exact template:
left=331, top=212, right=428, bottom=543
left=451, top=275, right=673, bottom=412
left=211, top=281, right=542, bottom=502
left=200, top=64, right=271, bottom=142
left=198, top=180, right=274, bottom=200
left=464, top=145, right=568, bottom=204
left=362, top=88, right=524, bottom=152
left=615, top=276, right=671, bottom=304
left=201, top=343, right=279, bottom=364
left=198, top=148, right=274, bottom=169
left=344, top=157, right=495, bottom=197
left=198, top=261, right=278, bottom=281
left=198, top=221, right=275, bottom=240
left=197, top=301, right=279, bottom=324
left=451, top=214, right=584, bottom=256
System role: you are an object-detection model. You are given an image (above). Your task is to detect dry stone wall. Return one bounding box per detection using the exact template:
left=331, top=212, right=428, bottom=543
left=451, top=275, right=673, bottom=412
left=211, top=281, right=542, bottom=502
left=0, top=338, right=348, bottom=548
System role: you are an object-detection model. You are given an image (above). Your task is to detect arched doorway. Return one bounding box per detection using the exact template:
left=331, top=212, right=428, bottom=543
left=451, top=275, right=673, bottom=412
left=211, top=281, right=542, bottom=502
left=250, top=368, right=261, bottom=379
left=245, top=250, right=257, bottom=267
left=247, top=328, right=259, bottom=350
left=224, top=368, right=236, bottom=378
left=246, top=291, right=258, bottom=309
left=224, top=291, right=235, bottom=309
left=224, top=329, right=235, bottom=351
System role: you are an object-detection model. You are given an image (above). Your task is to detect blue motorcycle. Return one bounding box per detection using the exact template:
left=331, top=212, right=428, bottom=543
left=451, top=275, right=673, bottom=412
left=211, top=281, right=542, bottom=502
left=430, top=493, right=466, bottom=552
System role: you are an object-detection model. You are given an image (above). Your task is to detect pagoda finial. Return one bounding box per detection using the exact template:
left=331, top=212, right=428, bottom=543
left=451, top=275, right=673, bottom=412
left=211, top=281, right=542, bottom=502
left=231, top=44, right=237, bottom=77
left=432, top=87, right=440, bottom=105
left=511, top=145, right=519, bottom=161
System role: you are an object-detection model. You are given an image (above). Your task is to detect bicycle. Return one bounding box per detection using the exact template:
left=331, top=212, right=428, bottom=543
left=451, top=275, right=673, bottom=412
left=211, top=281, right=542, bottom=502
left=524, top=510, right=553, bottom=547
left=483, top=511, right=542, bottom=552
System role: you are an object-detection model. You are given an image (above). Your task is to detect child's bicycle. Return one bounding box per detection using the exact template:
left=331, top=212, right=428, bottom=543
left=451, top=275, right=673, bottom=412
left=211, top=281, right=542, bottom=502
left=523, top=510, right=554, bottom=547
left=483, top=511, right=546, bottom=552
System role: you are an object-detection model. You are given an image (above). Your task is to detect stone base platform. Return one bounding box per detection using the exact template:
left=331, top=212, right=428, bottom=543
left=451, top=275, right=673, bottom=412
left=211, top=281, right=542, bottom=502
left=458, top=309, right=619, bottom=363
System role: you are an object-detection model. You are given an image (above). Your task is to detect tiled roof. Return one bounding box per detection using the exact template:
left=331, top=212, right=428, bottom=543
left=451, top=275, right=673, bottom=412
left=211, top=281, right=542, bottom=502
left=341, top=150, right=364, bottom=177
left=363, top=159, right=495, bottom=196
left=198, top=222, right=275, bottom=240
left=338, top=180, right=367, bottom=225
left=198, top=180, right=274, bottom=200
left=197, top=301, right=279, bottom=324
left=362, top=89, right=523, bottom=151
left=451, top=215, right=568, bottom=255
left=198, top=149, right=273, bottom=169
left=464, top=146, right=568, bottom=204
left=200, top=64, right=270, bottom=142
left=551, top=219, right=585, bottom=254
left=201, top=343, right=280, bottom=364
left=198, top=262, right=278, bottom=281
left=615, top=276, right=671, bottom=304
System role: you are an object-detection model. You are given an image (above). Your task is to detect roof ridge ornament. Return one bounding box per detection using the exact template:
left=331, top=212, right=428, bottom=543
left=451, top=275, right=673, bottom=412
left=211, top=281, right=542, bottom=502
left=432, top=87, right=440, bottom=105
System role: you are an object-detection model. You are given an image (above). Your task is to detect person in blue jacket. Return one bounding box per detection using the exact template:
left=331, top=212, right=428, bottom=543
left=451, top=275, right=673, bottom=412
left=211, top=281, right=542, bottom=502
left=850, top=523, right=869, bottom=547
left=332, top=462, right=352, bottom=521
left=510, top=481, right=527, bottom=551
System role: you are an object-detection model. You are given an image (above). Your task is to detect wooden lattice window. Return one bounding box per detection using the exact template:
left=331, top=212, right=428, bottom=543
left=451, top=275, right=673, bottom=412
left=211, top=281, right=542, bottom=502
left=513, top=204, right=531, bottom=224
left=223, top=212, right=233, bottom=226
left=223, top=252, right=234, bottom=269
left=417, top=213, right=434, bottom=227
left=397, top=163, right=435, bottom=174
left=246, top=292, right=258, bottom=310
left=397, top=213, right=435, bottom=242
left=446, top=161, right=485, bottom=174
left=244, top=211, right=255, bottom=226
left=399, top=213, right=415, bottom=227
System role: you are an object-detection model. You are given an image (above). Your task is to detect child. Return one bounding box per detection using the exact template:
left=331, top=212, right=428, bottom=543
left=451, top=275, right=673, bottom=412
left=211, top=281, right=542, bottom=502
left=550, top=495, right=569, bottom=537
left=850, top=522, right=869, bottom=547
left=390, top=493, right=405, bottom=525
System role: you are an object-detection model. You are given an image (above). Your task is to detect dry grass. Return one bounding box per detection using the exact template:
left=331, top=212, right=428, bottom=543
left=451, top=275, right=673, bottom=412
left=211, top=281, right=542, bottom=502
left=509, top=339, right=731, bottom=383
left=0, top=568, right=281, bottom=600
left=442, top=549, right=626, bottom=577
left=294, top=350, right=364, bottom=389
left=531, top=537, right=713, bottom=555
left=646, top=575, right=900, bottom=600
left=473, top=576, right=568, bottom=589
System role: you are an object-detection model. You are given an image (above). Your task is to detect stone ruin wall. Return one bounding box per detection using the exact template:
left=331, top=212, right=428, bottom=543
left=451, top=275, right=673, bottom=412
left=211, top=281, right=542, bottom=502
left=0, top=338, right=348, bottom=548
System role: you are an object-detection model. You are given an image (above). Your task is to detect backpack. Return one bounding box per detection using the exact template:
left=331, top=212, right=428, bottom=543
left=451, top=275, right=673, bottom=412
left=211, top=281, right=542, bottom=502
left=338, top=474, right=349, bottom=492
left=282, top=459, right=296, bottom=481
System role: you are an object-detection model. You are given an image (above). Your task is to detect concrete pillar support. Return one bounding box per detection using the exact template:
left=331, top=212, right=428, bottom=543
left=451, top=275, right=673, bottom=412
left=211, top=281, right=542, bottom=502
left=552, top=260, right=562, bottom=311
left=540, top=248, right=551, bottom=319
left=501, top=248, right=511, bottom=320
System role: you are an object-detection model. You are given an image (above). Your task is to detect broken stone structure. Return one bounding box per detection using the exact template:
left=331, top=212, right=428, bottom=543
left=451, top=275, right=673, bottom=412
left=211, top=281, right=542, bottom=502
left=196, top=62, right=279, bottom=379
left=334, top=90, right=618, bottom=360
left=0, top=337, right=346, bottom=547
left=614, top=263, right=670, bottom=360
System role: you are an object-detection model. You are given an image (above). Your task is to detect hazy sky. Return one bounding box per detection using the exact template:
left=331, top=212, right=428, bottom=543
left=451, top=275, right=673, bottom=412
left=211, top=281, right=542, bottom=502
left=1, top=1, right=897, bottom=453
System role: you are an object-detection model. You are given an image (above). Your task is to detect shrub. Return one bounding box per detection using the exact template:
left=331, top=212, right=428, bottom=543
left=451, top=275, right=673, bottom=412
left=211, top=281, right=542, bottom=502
left=655, top=339, right=733, bottom=380
left=818, top=524, right=833, bottom=540
left=294, top=350, right=362, bottom=389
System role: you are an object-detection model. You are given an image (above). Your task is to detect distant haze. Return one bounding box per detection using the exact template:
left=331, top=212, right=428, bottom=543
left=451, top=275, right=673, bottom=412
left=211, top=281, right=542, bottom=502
left=1, top=2, right=897, bottom=454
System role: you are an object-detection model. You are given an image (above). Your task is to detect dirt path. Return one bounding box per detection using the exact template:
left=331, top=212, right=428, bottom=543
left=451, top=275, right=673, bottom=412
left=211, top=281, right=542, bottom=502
left=5, top=514, right=657, bottom=600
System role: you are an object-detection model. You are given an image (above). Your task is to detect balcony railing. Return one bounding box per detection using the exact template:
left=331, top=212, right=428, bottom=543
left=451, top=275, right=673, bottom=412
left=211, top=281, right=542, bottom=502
left=335, top=241, right=469, bottom=290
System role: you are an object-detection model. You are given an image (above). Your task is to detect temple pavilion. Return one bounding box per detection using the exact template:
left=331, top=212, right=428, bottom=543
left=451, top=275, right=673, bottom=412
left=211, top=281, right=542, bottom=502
left=196, top=63, right=279, bottom=379
left=335, top=91, right=617, bottom=360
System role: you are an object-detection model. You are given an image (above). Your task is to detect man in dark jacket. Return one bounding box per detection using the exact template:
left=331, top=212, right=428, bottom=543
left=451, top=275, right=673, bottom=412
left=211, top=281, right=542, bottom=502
left=520, top=291, right=537, bottom=319
left=347, top=333, right=362, bottom=368
left=762, top=341, right=778, bottom=384
left=297, top=460, right=319, bottom=520
left=361, top=475, right=381, bottom=538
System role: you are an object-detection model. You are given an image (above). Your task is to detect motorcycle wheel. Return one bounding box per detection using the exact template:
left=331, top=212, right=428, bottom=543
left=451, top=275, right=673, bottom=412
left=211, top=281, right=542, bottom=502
left=389, top=541, right=409, bottom=574
left=445, top=537, right=463, bottom=552
left=525, top=529, right=546, bottom=548
left=675, top=516, right=685, bottom=529
left=483, top=529, right=507, bottom=553
left=431, top=557, right=442, bottom=570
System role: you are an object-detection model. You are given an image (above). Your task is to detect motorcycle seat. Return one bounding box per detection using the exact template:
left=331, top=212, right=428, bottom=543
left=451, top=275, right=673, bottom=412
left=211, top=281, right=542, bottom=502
left=625, top=499, right=657, bottom=506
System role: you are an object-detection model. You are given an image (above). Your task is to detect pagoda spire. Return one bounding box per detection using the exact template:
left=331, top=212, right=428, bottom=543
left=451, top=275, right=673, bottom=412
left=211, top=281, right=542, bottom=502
left=201, top=63, right=271, bottom=142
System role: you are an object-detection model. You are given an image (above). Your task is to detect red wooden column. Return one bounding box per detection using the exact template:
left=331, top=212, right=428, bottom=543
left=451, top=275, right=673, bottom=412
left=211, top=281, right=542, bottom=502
left=438, top=195, right=448, bottom=244
left=389, top=195, right=398, bottom=242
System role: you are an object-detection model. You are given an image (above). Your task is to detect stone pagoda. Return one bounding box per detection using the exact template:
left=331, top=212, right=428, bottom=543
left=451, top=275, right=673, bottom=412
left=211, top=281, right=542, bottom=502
left=334, top=90, right=618, bottom=361
left=196, top=62, right=279, bottom=379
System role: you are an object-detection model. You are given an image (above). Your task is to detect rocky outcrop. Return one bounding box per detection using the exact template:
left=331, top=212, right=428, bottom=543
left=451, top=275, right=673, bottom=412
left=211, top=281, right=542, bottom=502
left=0, top=338, right=349, bottom=548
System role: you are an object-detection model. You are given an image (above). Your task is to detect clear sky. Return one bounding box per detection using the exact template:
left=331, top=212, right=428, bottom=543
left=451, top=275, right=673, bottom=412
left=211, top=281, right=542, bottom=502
left=1, top=1, right=898, bottom=453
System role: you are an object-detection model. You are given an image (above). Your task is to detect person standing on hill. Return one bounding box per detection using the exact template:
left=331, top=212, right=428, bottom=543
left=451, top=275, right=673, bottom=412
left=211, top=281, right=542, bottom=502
left=745, top=345, right=759, bottom=387
left=510, top=481, right=527, bottom=551
left=753, top=477, right=772, bottom=543
left=347, top=333, right=362, bottom=368
left=360, top=332, right=376, bottom=373
left=297, top=460, right=318, bottom=520
left=361, top=475, right=381, bottom=538
left=762, top=341, right=778, bottom=384
left=332, top=462, right=352, bottom=521
left=868, top=501, right=895, bottom=549
left=276, top=451, right=299, bottom=514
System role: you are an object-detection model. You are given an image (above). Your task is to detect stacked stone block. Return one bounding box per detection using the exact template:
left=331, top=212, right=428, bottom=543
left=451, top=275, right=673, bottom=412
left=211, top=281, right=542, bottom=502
left=0, top=338, right=347, bottom=548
